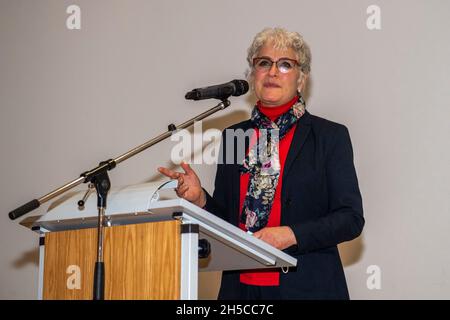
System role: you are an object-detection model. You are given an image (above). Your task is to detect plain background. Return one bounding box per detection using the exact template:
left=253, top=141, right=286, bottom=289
left=1, top=0, right=449, bottom=299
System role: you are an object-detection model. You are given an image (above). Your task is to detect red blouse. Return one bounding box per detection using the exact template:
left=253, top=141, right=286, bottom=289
left=239, top=96, right=298, bottom=286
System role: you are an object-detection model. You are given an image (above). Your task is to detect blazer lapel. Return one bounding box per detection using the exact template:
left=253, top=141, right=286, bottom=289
left=283, top=111, right=312, bottom=182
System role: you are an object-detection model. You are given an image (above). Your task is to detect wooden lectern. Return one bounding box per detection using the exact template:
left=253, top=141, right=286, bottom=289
left=21, top=182, right=296, bottom=300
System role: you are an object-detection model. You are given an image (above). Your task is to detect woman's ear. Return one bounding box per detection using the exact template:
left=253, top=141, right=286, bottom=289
left=297, top=73, right=308, bottom=93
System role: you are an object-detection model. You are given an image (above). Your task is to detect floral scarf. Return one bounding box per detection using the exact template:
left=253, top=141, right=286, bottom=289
left=239, top=95, right=306, bottom=232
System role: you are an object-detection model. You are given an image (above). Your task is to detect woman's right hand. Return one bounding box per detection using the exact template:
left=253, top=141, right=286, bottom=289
left=157, top=162, right=206, bottom=208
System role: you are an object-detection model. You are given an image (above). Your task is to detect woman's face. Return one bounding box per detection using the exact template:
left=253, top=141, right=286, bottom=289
left=253, top=42, right=304, bottom=107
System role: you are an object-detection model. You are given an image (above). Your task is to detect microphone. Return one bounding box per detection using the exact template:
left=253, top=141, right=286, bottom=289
left=185, top=79, right=249, bottom=101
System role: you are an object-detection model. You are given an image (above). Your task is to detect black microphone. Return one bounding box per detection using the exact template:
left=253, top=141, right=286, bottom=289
left=185, top=79, right=249, bottom=101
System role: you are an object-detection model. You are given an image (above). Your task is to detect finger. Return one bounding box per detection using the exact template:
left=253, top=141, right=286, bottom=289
left=178, top=175, right=184, bottom=186
left=180, top=161, right=194, bottom=175
left=176, top=185, right=189, bottom=198
left=175, top=189, right=184, bottom=198
left=178, top=189, right=188, bottom=199
left=177, top=184, right=189, bottom=196
left=253, top=231, right=262, bottom=239
left=158, top=167, right=180, bottom=179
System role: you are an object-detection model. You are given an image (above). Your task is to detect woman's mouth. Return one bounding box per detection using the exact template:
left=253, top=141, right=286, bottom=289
left=264, top=83, right=281, bottom=88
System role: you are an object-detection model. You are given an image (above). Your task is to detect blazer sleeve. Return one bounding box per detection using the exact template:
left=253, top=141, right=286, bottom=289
left=290, top=125, right=365, bottom=254
left=204, top=130, right=228, bottom=221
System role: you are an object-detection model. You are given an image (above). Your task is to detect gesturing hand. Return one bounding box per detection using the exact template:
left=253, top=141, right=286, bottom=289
left=157, top=162, right=206, bottom=208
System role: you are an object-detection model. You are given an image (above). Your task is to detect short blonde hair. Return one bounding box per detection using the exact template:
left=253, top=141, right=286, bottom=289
left=246, top=27, right=311, bottom=87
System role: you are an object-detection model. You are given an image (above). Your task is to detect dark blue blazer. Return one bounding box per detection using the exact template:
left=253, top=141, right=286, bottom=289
left=205, top=110, right=364, bottom=299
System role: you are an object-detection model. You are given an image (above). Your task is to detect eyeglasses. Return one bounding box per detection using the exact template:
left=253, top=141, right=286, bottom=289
left=253, top=57, right=299, bottom=74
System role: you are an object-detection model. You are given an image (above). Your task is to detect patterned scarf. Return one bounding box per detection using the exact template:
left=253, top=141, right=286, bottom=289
left=239, top=95, right=306, bottom=232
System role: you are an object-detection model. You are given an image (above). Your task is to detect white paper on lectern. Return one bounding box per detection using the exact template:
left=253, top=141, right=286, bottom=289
left=37, top=179, right=178, bottom=223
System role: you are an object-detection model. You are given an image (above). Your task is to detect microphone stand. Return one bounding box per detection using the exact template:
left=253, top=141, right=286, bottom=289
left=9, top=99, right=231, bottom=300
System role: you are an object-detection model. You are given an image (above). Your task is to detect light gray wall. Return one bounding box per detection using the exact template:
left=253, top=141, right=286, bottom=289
left=1, top=0, right=449, bottom=299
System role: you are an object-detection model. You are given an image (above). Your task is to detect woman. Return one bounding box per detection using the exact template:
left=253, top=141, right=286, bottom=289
left=158, top=27, right=364, bottom=299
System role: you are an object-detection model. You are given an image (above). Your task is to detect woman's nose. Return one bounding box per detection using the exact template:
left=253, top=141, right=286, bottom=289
left=268, top=62, right=279, bottom=76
